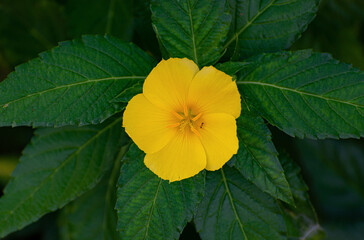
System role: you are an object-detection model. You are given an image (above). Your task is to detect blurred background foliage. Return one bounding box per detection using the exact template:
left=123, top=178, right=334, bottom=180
left=0, top=0, right=363, bottom=239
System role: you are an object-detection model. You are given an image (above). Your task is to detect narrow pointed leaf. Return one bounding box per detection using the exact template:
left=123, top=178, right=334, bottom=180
left=116, top=145, right=204, bottom=240
left=151, top=0, right=231, bottom=66
left=0, top=116, right=127, bottom=238
left=236, top=50, right=364, bottom=139
left=0, top=35, right=156, bottom=127
left=224, top=0, right=319, bottom=60
left=195, top=166, right=286, bottom=240
left=229, top=104, right=293, bottom=204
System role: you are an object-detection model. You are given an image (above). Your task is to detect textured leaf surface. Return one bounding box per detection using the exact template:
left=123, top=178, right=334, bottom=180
left=195, top=166, right=286, bottom=240
left=229, top=104, right=293, bottom=204
left=151, top=0, right=231, bottom=66
left=0, top=35, right=156, bottom=127
left=0, top=116, right=127, bottom=237
left=116, top=145, right=204, bottom=240
left=66, top=0, right=134, bottom=40
left=236, top=50, right=364, bottom=138
left=279, top=155, right=325, bottom=240
left=224, top=0, right=319, bottom=59
left=59, top=145, right=127, bottom=240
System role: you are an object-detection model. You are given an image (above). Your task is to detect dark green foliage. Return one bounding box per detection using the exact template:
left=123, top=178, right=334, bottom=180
left=0, top=116, right=127, bottom=237
left=224, top=0, right=320, bottom=60
left=235, top=50, right=364, bottom=139
left=116, top=145, right=205, bottom=240
left=151, top=0, right=232, bottom=66
left=0, top=35, right=156, bottom=127
left=229, top=104, right=293, bottom=204
left=195, top=166, right=286, bottom=240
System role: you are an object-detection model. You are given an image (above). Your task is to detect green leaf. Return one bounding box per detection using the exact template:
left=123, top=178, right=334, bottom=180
left=229, top=104, right=293, bottom=204
left=65, top=0, right=134, bottom=40
left=296, top=139, right=364, bottom=219
left=151, top=0, right=232, bottom=66
left=224, top=0, right=319, bottom=60
left=279, top=154, right=325, bottom=240
left=235, top=50, right=364, bottom=139
left=195, top=166, right=286, bottom=240
left=116, top=144, right=204, bottom=240
left=0, top=116, right=128, bottom=238
left=111, top=81, right=143, bottom=103
left=0, top=35, right=156, bottom=127
left=59, top=145, right=127, bottom=240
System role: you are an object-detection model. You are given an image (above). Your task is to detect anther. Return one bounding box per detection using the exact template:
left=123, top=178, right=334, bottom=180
left=192, top=112, right=202, bottom=121
left=171, top=111, right=184, bottom=120
left=190, top=126, right=201, bottom=137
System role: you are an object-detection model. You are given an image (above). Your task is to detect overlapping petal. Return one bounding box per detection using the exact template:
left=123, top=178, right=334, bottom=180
left=143, top=58, right=199, bottom=112
left=187, top=66, right=241, bottom=118
left=196, top=113, right=239, bottom=170
left=144, top=132, right=206, bottom=182
left=123, top=94, right=177, bottom=154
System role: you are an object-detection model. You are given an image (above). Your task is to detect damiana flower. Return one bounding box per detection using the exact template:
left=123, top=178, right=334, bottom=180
left=123, top=58, right=241, bottom=181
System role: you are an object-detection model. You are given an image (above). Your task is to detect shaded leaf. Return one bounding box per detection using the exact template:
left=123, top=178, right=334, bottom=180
left=224, top=0, right=319, bottom=60
left=116, top=145, right=204, bottom=240
left=0, top=35, right=156, bottom=127
left=195, top=166, right=286, bottom=240
left=151, top=0, right=232, bottom=66
left=235, top=50, right=364, bottom=139
left=0, top=116, right=127, bottom=238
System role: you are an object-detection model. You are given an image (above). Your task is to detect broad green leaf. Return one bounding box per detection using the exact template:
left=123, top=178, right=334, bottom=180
left=224, top=0, right=319, bottom=60
left=65, top=0, right=134, bottom=40
left=279, top=155, right=325, bottom=240
left=0, top=35, right=156, bottom=127
left=116, top=145, right=204, bottom=240
left=111, top=81, right=143, bottom=103
left=195, top=166, right=286, bottom=240
left=0, top=0, right=66, bottom=69
left=59, top=145, right=127, bottom=240
left=151, top=0, right=232, bottom=66
left=296, top=139, right=364, bottom=219
left=0, top=116, right=127, bottom=238
left=229, top=104, right=293, bottom=204
left=236, top=50, right=364, bottom=139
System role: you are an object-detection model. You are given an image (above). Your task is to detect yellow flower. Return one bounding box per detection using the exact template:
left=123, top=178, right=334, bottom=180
left=123, top=58, right=241, bottom=182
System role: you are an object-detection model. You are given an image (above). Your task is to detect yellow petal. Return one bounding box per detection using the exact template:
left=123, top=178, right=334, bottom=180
left=197, top=113, right=239, bottom=171
left=188, top=66, right=241, bottom=118
left=144, top=132, right=206, bottom=182
left=123, top=94, right=177, bottom=154
left=143, top=58, right=199, bottom=112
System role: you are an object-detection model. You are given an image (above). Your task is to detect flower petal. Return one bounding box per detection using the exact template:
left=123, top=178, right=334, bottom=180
left=144, top=132, right=206, bottom=182
left=188, top=66, right=241, bottom=118
left=143, top=58, right=199, bottom=112
left=197, top=113, right=239, bottom=171
left=123, top=94, right=177, bottom=154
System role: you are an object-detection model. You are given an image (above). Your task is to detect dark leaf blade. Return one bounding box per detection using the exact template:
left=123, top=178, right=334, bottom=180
left=236, top=50, right=364, bottom=139
left=59, top=145, right=126, bottom=240
left=229, top=104, right=293, bottom=204
left=0, top=116, right=128, bottom=238
left=151, top=0, right=232, bottom=66
left=224, top=0, right=319, bottom=60
left=195, top=166, right=286, bottom=240
left=0, top=35, right=156, bottom=127
left=116, top=145, right=204, bottom=240
left=279, top=154, right=325, bottom=240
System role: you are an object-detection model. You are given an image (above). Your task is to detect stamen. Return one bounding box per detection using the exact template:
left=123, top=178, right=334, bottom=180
left=171, top=111, right=184, bottom=120
left=167, top=122, right=181, bottom=128
left=192, top=112, right=202, bottom=121
left=190, top=126, right=201, bottom=137
left=183, top=105, right=188, bottom=117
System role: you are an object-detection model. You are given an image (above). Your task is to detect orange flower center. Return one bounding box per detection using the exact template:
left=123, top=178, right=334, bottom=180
left=168, top=105, right=202, bottom=137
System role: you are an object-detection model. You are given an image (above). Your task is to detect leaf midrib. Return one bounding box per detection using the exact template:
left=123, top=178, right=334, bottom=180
left=220, top=168, right=248, bottom=239
left=0, top=116, right=122, bottom=227
left=223, top=0, right=276, bottom=49
left=143, top=179, right=162, bottom=240
left=1, top=76, right=146, bottom=107
left=186, top=0, right=198, bottom=65
left=238, top=81, right=364, bottom=108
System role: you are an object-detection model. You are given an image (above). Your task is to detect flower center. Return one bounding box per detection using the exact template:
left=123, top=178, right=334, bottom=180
left=169, top=105, right=202, bottom=137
